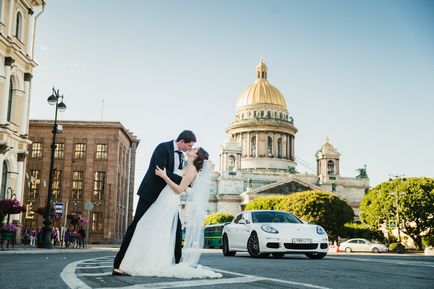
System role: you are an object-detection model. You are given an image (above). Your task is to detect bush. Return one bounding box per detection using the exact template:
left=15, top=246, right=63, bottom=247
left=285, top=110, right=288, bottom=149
left=203, top=212, right=234, bottom=226
left=389, top=242, right=406, bottom=252
left=342, top=222, right=385, bottom=242
left=245, top=195, right=285, bottom=211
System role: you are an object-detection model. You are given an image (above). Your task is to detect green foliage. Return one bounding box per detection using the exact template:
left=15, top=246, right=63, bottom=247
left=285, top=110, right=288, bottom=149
left=245, top=195, right=285, bottom=211
left=276, top=190, right=354, bottom=242
left=422, top=231, right=434, bottom=247
left=388, top=243, right=398, bottom=252
left=203, top=212, right=234, bottom=226
left=342, top=222, right=384, bottom=242
left=360, top=177, right=434, bottom=249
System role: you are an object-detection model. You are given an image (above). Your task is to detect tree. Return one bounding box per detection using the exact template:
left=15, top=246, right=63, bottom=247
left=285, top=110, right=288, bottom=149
left=203, top=212, right=234, bottom=226
left=360, top=177, right=434, bottom=250
left=277, top=190, right=354, bottom=243
left=245, top=195, right=285, bottom=211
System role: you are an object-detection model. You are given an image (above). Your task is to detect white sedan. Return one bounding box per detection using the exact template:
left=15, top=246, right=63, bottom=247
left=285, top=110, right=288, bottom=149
left=340, top=238, right=388, bottom=253
left=222, top=210, right=329, bottom=259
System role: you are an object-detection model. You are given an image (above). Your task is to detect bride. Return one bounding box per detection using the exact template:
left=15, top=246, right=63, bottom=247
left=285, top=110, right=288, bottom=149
left=119, top=147, right=222, bottom=279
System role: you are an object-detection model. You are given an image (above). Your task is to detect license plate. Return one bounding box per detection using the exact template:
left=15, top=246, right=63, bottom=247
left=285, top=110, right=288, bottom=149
left=292, top=238, right=311, bottom=244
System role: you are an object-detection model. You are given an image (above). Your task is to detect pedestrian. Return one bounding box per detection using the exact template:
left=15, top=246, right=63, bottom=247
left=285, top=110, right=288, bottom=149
left=78, top=227, right=86, bottom=248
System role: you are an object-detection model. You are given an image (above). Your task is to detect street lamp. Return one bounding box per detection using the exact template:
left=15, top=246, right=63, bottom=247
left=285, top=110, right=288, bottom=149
left=39, top=87, right=66, bottom=249
left=389, top=174, right=406, bottom=253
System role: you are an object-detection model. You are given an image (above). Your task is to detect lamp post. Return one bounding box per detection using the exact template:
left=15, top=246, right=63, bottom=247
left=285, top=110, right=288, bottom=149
left=389, top=174, right=406, bottom=253
left=39, top=88, right=66, bottom=249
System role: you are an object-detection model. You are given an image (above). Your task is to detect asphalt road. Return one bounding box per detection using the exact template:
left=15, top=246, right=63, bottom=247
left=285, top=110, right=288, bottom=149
left=0, top=250, right=433, bottom=289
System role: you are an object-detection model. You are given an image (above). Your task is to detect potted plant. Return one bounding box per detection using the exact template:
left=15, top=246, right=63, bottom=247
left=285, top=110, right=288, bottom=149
left=0, top=198, right=26, bottom=224
left=1, top=223, right=17, bottom=245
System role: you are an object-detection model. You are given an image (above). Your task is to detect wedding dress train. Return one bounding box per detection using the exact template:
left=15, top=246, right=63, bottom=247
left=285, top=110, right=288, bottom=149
left=119, top=170, right=222, bottom=279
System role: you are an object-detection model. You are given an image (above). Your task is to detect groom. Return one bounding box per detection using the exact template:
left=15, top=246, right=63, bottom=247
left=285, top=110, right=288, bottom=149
left=113, top=130, right=196, bottom=275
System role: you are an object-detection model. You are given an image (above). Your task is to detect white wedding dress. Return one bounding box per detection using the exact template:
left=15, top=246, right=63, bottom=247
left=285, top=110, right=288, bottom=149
left=120, top=168, right=222, bottom=279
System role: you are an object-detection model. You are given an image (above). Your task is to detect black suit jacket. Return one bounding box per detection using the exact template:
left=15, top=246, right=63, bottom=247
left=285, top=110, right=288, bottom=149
left=137, top=140, right=182, bottom=203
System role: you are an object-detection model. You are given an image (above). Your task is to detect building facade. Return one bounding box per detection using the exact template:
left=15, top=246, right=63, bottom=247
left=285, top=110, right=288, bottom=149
left=23, top=120, right=139, bottom=244
left=205, top=59, right=369, bottom=218
left=0, top=0, right=45, bottom=229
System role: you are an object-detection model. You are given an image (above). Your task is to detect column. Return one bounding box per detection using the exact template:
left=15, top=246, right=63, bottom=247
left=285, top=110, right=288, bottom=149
left=20, top=73, right=32, bottom=135
left=7, top=0, right=15, bottom=37
left=15, top=152, right=26, bottom=207
left=0, top=57, right=14, bottom=124
left=291, top=135, right=295, bottom=160
left=26, top=9, right=35, bottom=56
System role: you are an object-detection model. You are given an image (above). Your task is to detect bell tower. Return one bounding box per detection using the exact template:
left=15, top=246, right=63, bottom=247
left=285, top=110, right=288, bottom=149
left=316, top=137, right=340, bottom=183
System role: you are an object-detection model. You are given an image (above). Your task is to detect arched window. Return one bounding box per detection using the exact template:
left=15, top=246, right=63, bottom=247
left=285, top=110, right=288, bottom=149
left=327, top=160, right=335, bottom=175
left=277, top=138, right=282, bottom=158
left=228, top=155, right=236, bottom=171
left=7, top=80, right=13, bottom=122
left=1, top=161, right=7, bottom=199
left=267, top=137, right=272, bottom=155
left=250, top=137, right=256, bottom=156
left=15, top=11, right=22, bottom=40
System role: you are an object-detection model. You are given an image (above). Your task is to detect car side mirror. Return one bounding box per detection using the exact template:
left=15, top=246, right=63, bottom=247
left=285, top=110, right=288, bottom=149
left=239, top=219, right=247, bottom=225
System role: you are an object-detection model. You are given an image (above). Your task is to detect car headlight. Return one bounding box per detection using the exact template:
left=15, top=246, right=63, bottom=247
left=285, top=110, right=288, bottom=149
left=261, top=225, right=279, bottom=234
left=316, top=226, right=326, bottom=235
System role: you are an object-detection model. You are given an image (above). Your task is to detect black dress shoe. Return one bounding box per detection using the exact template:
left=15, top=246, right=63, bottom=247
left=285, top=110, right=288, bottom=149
left=112, top=269, right=130, bottom=276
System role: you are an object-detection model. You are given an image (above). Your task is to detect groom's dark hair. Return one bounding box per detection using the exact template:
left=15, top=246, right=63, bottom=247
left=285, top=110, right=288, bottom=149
left=176, top=130, right=196, bottom=143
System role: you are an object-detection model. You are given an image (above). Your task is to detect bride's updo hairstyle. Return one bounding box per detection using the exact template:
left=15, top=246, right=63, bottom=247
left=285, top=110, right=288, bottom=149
left=193, top=147, right=209, bottom=172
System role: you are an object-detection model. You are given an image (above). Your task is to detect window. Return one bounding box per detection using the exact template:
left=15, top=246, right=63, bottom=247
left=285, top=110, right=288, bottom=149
left=267, top=137, right=272, bottom=155
left=91, top=212, right=104, bottom=232
left=250, top=137, right=256, bottom=156
left=72, top=171, right=83, bottom=200
left=15, top=11, right=22, bottom=40
left=31, top=142, right=43, bottom=158
left=228, top=155, right=235, bottom=172
left=7, top=80, right=13, bottom=122
left=327, top=160, right=335, bottom=175
left=277, top=138, right=282, bottom=158
left=1, top=161, right=7, bottom=199
left=74, top=143, right=86, bottom=159
left=96, top=144, right=108, bottom=159
left=52, top=170, right=62, bottom=199
left=54, top=143, right=65, bottom=159
left=93, top=171, right=105, bottom=200
left=28, top=170, right=40, bottom=199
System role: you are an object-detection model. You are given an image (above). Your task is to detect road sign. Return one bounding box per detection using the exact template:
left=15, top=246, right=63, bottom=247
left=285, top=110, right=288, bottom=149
left=54, top=202, right=64, bottom=217
left=389, top=220, right=397, bottom=228
left=84, top=201, right=94, bottom=211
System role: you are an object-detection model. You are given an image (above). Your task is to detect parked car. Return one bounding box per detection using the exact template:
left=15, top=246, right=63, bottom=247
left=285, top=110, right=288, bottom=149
left=222, top=210, right=329, bottom=259
left=340, top=238, right=388, bottom=253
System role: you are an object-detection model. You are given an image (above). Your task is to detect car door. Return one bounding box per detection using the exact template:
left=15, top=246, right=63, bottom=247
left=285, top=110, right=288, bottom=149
left=358, top=239, right=370, bottom=252
left=236, top=213, right=252, bottom=250
left=225, top=213, right=243, bottom=248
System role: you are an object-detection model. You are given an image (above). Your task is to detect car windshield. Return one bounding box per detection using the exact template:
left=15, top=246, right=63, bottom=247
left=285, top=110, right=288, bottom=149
left=251, top=211, right=302, bottom=224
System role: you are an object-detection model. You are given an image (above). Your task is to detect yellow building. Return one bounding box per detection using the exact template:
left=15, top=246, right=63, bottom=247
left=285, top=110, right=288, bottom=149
left=205, top=59, right=369, bottom=218
left=0, top=0, right=45, bottom=229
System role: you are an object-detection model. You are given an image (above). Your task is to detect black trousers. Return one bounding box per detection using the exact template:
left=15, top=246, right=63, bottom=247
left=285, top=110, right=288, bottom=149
left=113, top=197, right=182, bottom=269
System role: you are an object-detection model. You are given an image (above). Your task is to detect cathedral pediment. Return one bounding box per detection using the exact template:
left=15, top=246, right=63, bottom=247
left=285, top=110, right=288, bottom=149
left=244, top=176, right=322, bottom=196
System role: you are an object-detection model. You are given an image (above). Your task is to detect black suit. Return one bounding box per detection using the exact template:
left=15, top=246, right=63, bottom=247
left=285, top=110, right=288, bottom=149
left=114, top=140, right=183, bottom=269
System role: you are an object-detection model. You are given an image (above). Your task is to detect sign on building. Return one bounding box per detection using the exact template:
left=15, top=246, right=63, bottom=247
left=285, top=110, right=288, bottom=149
left=55, top=202, right=64, bottom=217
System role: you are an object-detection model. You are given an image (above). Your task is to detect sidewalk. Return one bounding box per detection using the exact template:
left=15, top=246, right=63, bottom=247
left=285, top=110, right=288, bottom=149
left=0, top=243, right=120, bottom=255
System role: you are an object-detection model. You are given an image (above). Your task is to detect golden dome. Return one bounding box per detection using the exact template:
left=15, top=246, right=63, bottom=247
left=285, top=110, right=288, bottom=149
left=236, top=59, right=287, bottom=109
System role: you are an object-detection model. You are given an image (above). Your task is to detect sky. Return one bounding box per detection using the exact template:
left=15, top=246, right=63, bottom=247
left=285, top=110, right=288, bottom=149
left=29, top=0, right=434, bottom=192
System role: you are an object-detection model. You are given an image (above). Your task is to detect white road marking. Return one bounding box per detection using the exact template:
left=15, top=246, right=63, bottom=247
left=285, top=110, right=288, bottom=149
left=61, top=256, right=332, bottom=289
left=327, top=256, right=434, bottom=268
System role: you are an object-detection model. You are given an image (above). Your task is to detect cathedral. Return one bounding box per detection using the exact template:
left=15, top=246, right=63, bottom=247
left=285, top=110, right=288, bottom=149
left=206, top=59, right=369, bottom=218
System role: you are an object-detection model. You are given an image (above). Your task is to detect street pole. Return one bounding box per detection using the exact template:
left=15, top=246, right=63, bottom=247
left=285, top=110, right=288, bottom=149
left=39, top=88, right=66, bottom=249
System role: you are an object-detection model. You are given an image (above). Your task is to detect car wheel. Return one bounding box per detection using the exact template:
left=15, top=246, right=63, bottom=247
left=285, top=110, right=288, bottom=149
left=305, top=253, right=327, bottom=259
left=372, top=247, right=379, bottom=253
left=272, top=252, right=285, bottom=258
left=345, top=247, right=352, bottom=253
left=247, top=232, right=262, bottom=258
left=222, top=234, right=236, bottom=256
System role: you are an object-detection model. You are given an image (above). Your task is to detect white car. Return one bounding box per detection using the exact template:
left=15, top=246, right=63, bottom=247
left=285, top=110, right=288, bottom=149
left=340, top=238, right=388, bottom=253
left=222, top=210, right=329, bottom=259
